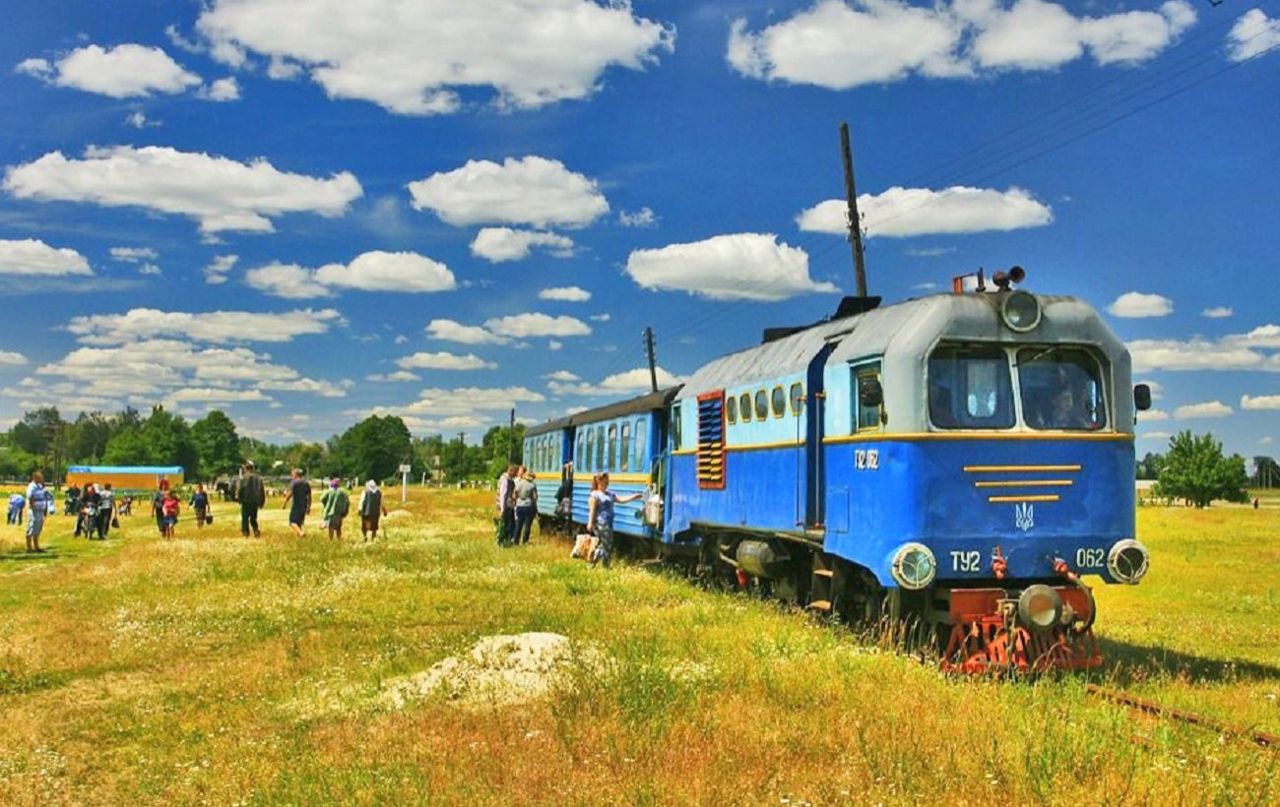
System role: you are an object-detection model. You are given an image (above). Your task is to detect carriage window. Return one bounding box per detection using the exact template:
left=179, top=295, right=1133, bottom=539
left=928, top=345, right=1014, bottom=429
left=789, top=382, right=804, bottom=416
left=634, top=419, right=647, bottom=471
left=585, top=429, right=595, bottom=471
left=608, top=424, right=618, bottom=471
left=620, top=422, right=631, bottom=471
left=854, top=363, right=882, bottom=432
left=596, top=426, right=606, bottom=470
left=771, top=386, right=786, bottom=418
left=739, top=393, right=752, bottom=422
left=1018, top=347, right=1108, bottom=430
left=726, top=396, right=737, bottom=424
left=575, top=433, right=583, bottom=468
left=754, top=390, right=768, bottom=420
left=672, top=405, right=683, bottom=450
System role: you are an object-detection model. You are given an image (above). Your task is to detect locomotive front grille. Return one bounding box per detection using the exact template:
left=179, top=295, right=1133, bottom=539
left=963, top=464, right=1082, bottom=505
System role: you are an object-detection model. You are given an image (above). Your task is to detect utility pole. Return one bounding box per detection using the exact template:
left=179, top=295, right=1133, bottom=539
left=507, top=408, right=516, bottom=465
left=840, top=121, right=869, bottom=298
left=643, top=327, right=658, bottom=393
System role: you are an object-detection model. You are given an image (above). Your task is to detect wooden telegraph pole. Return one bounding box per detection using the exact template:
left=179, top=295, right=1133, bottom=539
left=644, top=327, right=658, bottom=393
left=840, top=122, right=869, bottom=298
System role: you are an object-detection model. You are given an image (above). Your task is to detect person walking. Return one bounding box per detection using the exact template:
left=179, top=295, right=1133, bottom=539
left=513, top=470, right=539, bottom=545
left=320, top=478, right=349, bottom=540
left=358, top=479, right=387, bottom=540
left=97, top=482, right=116, bottom=540
left=151, top=480, right=169, bottom=536
left=282, top=468, right=311, bottom=538
left=24, top=471, right=48, bottom=553
left=161, top=487, right=180, bottom=539
left=496, top=464, right=517, bottom=546
left=586, top=472, right=643, bottom=569
left=190, top=484, right=210, bottom=530
left=77, top=483, right=100, bottom=539
left=239, top=461, right=265, bottom=538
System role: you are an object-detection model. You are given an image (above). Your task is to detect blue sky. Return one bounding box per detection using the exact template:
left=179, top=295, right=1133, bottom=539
left=0, top=0, right=1276, bottom=460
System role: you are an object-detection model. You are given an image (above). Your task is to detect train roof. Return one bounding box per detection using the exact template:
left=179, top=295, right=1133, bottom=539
left=524, top=386, right=683, bottom=437
left=679, top=291, right=1123, bottom=397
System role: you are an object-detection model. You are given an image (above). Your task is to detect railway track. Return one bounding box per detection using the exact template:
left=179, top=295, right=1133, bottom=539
left=1086, top=684, right=1280, bottom=749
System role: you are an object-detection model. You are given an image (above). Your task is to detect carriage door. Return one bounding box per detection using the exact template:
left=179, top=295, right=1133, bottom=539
left=805, top=343, right=838, bottom=528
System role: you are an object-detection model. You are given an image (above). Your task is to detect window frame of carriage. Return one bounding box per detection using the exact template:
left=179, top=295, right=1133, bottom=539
left=789, top=382, right=804, bottom=416
left=754, top=389, right=768, bottom=420
left=738, top=392, right=752, bottom=423
left=726, top=395, right=737, bottom=425
left=924, top=340, right=1113, bottom=431
left=770, top=385, right=786, bottom=419
left=851, top=359, right=884, bottom=433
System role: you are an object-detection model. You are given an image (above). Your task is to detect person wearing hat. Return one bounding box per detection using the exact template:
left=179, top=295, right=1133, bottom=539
left=239, top=460, right=266, bottom=538
left=319, top=477, right=349, bottom=541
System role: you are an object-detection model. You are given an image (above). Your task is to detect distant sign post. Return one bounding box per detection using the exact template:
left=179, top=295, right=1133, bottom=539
left=399, top=464, right=411, bottom=503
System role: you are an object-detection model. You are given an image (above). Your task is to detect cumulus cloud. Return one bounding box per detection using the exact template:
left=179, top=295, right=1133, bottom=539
left=66, top=307, right=342, bottom=345
left=626, top=233, right=836, bottom=301
left=728, top=0, right=1195, bottom=89
left=194, top=0, right=673, bottom=115
left=1202, top=306, right=1233, bottom=319
left=1137, top=408, right=1168, bottom=422
left=203, top=254, right=238, bottom=285
left=1227, top=324, right=1280, bottom=349
left=366, top=371, right=421, bottom=382
left=0, top=351, right=28, bottom=366
left=246, top=250, right=455, bottom=298
left=355, top=386, right=547, bottom=421
left=425, top=319, right=510, bottom=346
left=548, top=366, right=681, bottom=396
left=1227, top=9, right=1280, bottom=62
left=1108, top=292, right=1173, bottom=318
left=3, top=145, right=363, bottom=235
left=619, top=207, right=658, bottom=228
left=1173, top=401, right=1232, bottom=419
left=1128, top=337, right=1274, bottom=373
left=0, top=239, right=92, bottom=276
left=395, top=351, right=497, bottom=371
left=1242, top=394, right=1280, bottom=411
left=165, top=387, right=270, bottom=404
left=470, top=227, right=575, bottom=262
left=483, top=313, right=591, bottom=338
left=16, top=44, right=202, bottom=98
left=538, top=286, right=591, bottom=302
left=199, top=76, right=241, bottom=101
left=109, top=247, right=158, bottom=263
left=797, top=186, right=1051, bottom=238
left=124, top=111, right=161, bottom=129
left=408, top=156, right=608, bottom=228
left=544, top=370, right=581, bottom=382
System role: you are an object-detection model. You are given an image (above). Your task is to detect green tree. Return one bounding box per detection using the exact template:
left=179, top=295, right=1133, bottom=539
left=1253, top=455, right=1280, bottom=488
left=1136, top=451, right=1165, bottom=480
left=1154, top=431, right=1250, bottom=508
left=0, top=445, right=40, bottom=480
left=103, top=427, right=150, bottom=465
left=140, top=406, right=200, bottom=477
left=191, top=410, right=242, bottom=478
left=482, top=424, right=525, bottom=479
left=333, top=415, right=410, bottom=482
left=68, top=411, right=112, bottom=463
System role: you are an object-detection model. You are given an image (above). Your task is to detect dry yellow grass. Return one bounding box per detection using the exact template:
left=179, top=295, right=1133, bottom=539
left=0, top=488, right=1277, bottom=806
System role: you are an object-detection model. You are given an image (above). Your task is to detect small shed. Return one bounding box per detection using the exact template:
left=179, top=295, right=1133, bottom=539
left=65, top=465, right=184, bottom=492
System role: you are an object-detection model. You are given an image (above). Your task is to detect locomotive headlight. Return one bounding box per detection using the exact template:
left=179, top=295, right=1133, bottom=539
left=1017, top=584, right=1063, bottom=631
left=1107, top=539, right=1149, bottom=584
left=890, top=542, right=937, bottom=590
left=1001, top=290, right=1041, bottom=332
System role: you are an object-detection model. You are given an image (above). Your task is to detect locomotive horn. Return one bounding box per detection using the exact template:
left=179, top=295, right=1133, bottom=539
left=992, top=265, right=1026, bottom=291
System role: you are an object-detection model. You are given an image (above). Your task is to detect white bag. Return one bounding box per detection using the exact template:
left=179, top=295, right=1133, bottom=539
left=570, top=533, right=592, bottom=559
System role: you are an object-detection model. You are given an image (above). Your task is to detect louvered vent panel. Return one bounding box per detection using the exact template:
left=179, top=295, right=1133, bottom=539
left=697, top=391, right=725, bottom=490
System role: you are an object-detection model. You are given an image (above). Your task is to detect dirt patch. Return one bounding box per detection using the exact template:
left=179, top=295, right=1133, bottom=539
left=381, top=632, right=582, bottom=710
left=385, top=509, right=413, bottom=520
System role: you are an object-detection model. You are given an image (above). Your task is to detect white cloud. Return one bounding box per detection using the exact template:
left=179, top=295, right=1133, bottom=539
left=0, top=239, right=92, bottom=276
left=3, top=145, right=362, bottom=235
left=538, top=286, right=591, bottom=302
left=408, top=156, right=608, bottom=228
left=110, top=246, right=158, bottom=263
left=203, top=254, right=238, bottom=285
left=137, top=263, right=162, bottom=276
left=1129, top=337, right=1272, bottom=373
left=66, top=307, right=342, bottom=345
left=246, top=251, right=455, bottom=298
left=590, top=313, right=611, bottom=322
left=905, top=247, right=956, bottom=258
left=124, top=111, right=160, bottom=129
left=199, top=76, right=241, bottom=101
left=195, top=0, right=673, bottom=115
left=1136, top=408, right=1168, bottom=422
left=366, top=371, right=421, bottom=383
left=0, top=351, right=28, bottom=366
left=626, top=233, right=836, bottom=301
left=1108, top=292, right=1173, bottom=318
left=425, top=319, right=510, bottom=345
left=619, top=207, right=658, bottom=228
left=1173, top=401, right=1233, bottom=419
left=395, top=351, right=497, bottom=371
left=1137, top=380, right=1163, bottom=400
left=797, top=186, right=1052, bottom=238
left=17, top=44, right=202, bottom=98
left=1227, top=324, right=1280, bottom=349
left=356, top=386, right=546, bottom=420
left=544, top=370, right=581, bottom=382
left=470, top=227, right=575, bottom=262
left=1262, top=436, right=1275, bottom=446
left=1227, top=9, right=1280, bottom=62
left=483, top=313, right=591, bottom=338
left=728, top=0, right=1196, bottom=89
left=1202, top=306, right=1233, bottom=319
left=1242, top=395, right=1280, bottom=411
left=1139, top=431, right=1172, bottom=441
left=548, top=366, right=681, bottom=396
left=165, top=387, right=270, bottom=404
left=548, top=340, right=563, bottom=351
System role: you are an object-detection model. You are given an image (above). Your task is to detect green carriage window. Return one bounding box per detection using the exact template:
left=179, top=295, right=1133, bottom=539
left=635, top=419, right=646, bottom=472
left=771, top=386, right=785, bottom=418
left=726, top=396, right=737, bottom=424
left=607, top=424, right=618, bottom=471
left=754, top=390, right=768, bottom=420
left=621, top=422, right=631, bottom=472
left=739, top=392, right=752, bottom=422
left=789, top=382, right=804, bottom=415
left=596, top=426, right=605, bottom=470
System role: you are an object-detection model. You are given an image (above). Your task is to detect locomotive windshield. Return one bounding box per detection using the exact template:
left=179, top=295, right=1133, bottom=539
left=927, top=345, right=1015, bottom=429
left=1018, top=346, right=1108, bottom=430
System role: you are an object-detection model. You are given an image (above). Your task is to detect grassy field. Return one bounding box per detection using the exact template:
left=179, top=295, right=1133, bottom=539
left=1, top=489, right=1278, bottom=806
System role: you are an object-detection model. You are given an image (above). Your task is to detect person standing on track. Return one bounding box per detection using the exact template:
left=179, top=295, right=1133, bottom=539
left=513, top=470, right=538, bottom=545
left=282, top=468, right=311, bottom=538
left=239, top=461, right=265, bottom=538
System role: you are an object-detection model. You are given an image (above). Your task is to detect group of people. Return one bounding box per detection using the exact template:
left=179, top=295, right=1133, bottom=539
left=494, top=463, right=640, bottom=568
left=235, top=461, right=388, bottom=541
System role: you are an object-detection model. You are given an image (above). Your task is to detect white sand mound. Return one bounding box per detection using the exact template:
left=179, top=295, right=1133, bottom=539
left=381, top=632, right=579, bottom=710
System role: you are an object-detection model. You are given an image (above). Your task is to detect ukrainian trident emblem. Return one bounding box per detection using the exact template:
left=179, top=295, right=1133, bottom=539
left=1014, top=502, right=1035, bottom=532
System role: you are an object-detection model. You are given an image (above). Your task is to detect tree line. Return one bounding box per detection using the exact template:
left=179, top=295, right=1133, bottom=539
left=1139, top=430, right=1265, bottom=508
left=0, top=405, right=525, bottom=485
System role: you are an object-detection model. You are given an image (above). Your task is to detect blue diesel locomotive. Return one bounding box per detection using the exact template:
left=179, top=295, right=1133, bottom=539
left=525, top=280, right=1152, bottom=672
